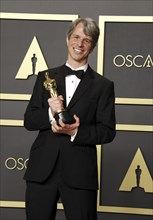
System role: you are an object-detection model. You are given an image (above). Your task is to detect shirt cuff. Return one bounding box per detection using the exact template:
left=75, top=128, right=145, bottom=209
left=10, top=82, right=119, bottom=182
left=70, top=128, right=78, bottom=142
left=48, top=108, right=55, bottom=124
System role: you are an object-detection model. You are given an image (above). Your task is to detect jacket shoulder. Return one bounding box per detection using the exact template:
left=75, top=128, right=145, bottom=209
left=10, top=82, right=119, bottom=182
left=37, top=65, right=64, bottom=79
left=92, top=70, right=114, bottom=86
left=88, top=66, right=113, bottom=85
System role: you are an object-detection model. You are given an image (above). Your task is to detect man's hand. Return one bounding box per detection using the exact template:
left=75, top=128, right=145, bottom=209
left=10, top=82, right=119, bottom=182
left=48, top=95, right=64, bottom=116
left=51, top=115, right=80, bottom=136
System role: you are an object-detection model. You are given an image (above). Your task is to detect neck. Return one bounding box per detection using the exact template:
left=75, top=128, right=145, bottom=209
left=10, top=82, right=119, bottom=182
left=67, top=59, right=88, bottom=69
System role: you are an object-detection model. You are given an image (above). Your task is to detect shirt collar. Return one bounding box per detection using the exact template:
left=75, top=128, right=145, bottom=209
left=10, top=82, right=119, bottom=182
left=66, top=62, right=88, bottom=72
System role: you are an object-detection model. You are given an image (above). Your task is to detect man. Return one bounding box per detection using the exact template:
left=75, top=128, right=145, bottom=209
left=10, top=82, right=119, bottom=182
left=24, top=17, right=116, bottom=220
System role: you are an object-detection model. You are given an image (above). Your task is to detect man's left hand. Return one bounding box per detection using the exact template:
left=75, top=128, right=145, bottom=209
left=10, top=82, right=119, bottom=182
left=51, top=114, right=80, bottom=136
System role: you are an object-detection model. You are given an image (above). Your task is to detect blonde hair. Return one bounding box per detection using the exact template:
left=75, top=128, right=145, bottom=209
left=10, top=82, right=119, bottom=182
left=67, top=18, right=100, bottom=48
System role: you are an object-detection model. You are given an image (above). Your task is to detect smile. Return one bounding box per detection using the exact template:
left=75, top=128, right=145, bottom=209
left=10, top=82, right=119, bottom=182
left=74, top=48, right=83, bottom=53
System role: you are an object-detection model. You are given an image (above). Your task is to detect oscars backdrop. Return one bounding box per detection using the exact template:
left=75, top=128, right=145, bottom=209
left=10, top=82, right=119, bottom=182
left=0, top=12, right=153, bottom=220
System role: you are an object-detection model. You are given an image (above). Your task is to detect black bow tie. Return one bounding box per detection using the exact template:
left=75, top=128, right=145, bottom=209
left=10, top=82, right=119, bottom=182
left=64, top=66, right=84, bottom=79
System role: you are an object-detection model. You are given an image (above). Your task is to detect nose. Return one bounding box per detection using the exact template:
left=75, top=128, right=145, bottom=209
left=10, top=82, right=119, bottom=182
left=77, top=38, right=84, bottom=46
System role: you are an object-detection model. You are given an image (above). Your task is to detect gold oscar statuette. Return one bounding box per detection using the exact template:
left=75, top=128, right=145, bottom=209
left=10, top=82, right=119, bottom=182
left=43, top=72, right=75, bottom=124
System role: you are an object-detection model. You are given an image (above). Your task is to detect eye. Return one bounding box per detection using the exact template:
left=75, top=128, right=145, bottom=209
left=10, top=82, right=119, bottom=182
left=85, top=39, right=91, bottom=44
left=73, top=35, right=79, bottom=39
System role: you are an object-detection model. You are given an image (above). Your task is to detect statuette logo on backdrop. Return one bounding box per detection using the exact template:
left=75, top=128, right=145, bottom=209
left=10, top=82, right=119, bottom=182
left=15, top=36, right=48, bottom=79
left=119, top=148, right=153, bottom=193
left=113, top=54, right=153, bottom=68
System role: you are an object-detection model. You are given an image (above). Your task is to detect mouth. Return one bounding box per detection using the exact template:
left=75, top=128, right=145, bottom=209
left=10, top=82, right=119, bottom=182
left=73, top=48, right=83, bottom=54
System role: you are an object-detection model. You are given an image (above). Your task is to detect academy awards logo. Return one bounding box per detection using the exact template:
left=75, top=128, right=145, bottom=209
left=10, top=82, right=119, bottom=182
left=15, top=36, right=48, bottom=79
left=113, top=54, right=153, bottom=68
left=119, top=148, right=153, bottom=193
left=5, top=157, right=29, bottom=170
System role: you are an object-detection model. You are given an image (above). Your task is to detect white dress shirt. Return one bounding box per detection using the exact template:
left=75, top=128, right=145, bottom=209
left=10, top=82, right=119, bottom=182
left=65, top=62, right=88, bottom=106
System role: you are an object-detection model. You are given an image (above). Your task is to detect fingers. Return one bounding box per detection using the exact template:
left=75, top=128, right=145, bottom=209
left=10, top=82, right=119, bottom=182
left=58, top=115, right=80, bottom=128
left=58, top=95, right=64, bottom=101
left=51, top=121, right=62, bottom=133
left=48, top=96, right=64, bottom=114
left=51, top=115, right=80, bottom=136
left=73, top=114, right=80, bottom=125
left=51, top=120, right=69, bottom=134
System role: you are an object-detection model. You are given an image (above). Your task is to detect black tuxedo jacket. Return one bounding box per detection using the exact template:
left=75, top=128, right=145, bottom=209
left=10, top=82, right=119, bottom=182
left=24, top=64, right=116, bottom=190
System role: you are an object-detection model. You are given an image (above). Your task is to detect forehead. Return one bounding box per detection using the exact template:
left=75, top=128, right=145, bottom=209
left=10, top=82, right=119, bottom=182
left=72, top=23, right=92, bottom=38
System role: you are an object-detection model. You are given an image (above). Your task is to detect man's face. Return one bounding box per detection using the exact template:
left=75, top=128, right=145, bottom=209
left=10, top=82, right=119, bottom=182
left=67, top=22, right=93, bottom=66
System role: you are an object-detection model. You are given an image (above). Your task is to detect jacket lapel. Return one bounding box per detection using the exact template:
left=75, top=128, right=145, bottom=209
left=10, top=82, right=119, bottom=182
left=67, top=66, right=94, bottom=110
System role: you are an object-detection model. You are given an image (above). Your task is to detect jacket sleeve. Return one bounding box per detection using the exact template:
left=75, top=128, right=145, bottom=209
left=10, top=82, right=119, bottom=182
left=73, top=81, right=116, bottom=146
left=24, top=72, right=51, bottom=131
